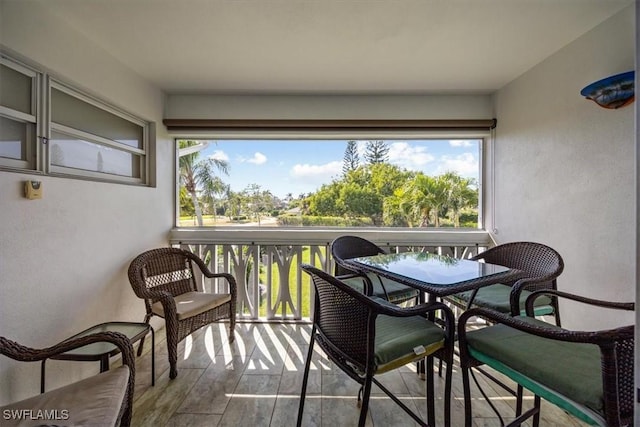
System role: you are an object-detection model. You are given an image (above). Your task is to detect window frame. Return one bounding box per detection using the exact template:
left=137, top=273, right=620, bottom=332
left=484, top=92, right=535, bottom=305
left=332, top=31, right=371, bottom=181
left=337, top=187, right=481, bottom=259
left=48, top=79, right=149, bottom=184
left=0, top=51, right=152, bottom=186
left=0, top=55, right=40, bottom=171
left=173, top=133, right=489, bottom=231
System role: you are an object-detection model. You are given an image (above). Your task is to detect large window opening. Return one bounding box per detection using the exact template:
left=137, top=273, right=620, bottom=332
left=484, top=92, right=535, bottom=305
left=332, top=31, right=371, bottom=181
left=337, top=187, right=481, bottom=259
left=177, top=138, right=483, bottom=229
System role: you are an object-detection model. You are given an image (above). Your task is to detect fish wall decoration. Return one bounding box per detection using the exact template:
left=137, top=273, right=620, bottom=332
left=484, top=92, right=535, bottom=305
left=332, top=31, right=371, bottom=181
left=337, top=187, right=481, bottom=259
left=580, top=71, right=635, bottom=109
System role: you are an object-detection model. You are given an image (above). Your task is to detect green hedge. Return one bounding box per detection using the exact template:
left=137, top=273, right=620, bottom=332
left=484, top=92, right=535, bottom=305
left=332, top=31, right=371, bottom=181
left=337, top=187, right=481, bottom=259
left=277, top=215, right=374, bottom=227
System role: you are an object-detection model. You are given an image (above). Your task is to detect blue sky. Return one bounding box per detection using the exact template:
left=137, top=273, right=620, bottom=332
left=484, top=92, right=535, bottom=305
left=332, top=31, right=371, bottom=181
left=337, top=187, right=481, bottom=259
left=199, top=139, right=480, bottom=199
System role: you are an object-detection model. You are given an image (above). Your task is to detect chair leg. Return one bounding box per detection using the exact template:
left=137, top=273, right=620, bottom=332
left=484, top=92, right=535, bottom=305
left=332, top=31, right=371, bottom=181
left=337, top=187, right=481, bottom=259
left=532, top=395, right=541, bottom=427
left=442, top=353, right=453, bottom=427
left=296, top=327, right=316, bottom=427
left=515, top=384, right=524, bottom=416
left=461, top=364, right=473, bottom=427
left=229, top=309, right=236, bottom=343
left=425, top=356, right=436, bottom=427
left=137, top=313, right=152, bottom=357
left=358, top=375, right=373, bottom=427
left=168, top=347, right=178, bottom=379
left=166, top=318, right=179, bottom=379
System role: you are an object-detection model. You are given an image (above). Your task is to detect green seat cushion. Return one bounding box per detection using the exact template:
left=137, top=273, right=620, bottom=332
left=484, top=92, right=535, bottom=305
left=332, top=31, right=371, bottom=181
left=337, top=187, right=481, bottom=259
left=374, top=314, right=445, bottom=374
left=465, top=317, right=603, bottom=422
left=453, top=284, right=554, bottom=315
left=342, top=274, right=419, bottom=304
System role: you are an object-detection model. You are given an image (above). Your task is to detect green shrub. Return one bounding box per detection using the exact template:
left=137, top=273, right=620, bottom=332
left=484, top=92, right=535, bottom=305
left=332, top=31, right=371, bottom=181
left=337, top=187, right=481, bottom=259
left=277, top=215, right=373, bottom=227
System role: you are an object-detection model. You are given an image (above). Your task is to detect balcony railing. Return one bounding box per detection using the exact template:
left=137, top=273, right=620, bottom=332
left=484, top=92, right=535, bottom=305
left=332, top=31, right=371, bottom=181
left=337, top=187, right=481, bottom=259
left=169, top=227, right=493, bottom=321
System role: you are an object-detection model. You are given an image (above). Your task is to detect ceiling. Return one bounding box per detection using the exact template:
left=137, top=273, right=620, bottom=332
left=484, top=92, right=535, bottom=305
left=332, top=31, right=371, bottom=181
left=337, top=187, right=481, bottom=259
left=41, top=0, right=632, bottom=95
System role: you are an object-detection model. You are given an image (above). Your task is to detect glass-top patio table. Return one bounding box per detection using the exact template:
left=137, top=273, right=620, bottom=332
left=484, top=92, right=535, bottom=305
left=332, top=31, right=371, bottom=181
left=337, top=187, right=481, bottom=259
left=40, top=321, right=154, bottom=393
left=343, top=252, right=525, bottom=301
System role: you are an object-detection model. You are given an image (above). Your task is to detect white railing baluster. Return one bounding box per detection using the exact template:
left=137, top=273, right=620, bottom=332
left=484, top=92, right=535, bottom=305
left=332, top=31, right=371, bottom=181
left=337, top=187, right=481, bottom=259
left=171, top=229, right=492, bottom=321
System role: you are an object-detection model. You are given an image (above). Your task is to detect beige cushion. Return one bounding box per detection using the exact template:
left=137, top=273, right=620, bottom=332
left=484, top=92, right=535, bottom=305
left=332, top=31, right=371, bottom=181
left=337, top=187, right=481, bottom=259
left=152, top=291, right=231, bottom=320
left=1, top=365, right=129, bottom=427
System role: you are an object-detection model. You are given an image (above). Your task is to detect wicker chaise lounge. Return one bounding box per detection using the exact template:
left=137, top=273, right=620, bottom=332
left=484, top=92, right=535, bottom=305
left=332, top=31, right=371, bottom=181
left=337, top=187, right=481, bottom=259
left=0, top=331, right=135, bottom=427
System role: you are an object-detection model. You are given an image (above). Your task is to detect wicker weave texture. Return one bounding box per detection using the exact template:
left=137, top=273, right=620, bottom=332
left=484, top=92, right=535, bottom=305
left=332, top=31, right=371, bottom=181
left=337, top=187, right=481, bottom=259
left=128, top=247, right=237, bottom=379
left=331, top=235, right=385, bottom=277
left=458, top=290, right=634, bottom=427
left=0, top=331, right=135, bottom=427
left=312, top=270, right=373, bottom=369
left=470, top=241, right=563, bottom=286
left=331, top=235, right=419, bottom=304
left=445, top=241, right=565, bottom=320
left=299, top=264, right=455, bottom=427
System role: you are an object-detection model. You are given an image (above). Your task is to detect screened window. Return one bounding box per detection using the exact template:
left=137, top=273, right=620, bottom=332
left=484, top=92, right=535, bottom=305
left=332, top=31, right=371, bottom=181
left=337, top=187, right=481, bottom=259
left=0, top=58, right=38, bottom=170
left=176, top=138, right=483, bottom=229
left=49, top=84, right=146, bottom=182
left=0, top=52, right=152, bottom=185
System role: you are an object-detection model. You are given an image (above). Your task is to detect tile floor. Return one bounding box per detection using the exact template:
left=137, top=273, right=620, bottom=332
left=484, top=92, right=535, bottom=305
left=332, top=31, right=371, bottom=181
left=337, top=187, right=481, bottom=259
left=131, top=322, right=588, bottom=427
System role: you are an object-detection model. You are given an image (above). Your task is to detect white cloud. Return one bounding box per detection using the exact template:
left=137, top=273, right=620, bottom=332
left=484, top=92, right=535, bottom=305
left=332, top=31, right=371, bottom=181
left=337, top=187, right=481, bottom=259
left=208, top=150, right=229, bottom=162
left=350, top=140, right=435, bottom=169
left=434, top=152, right=478, bottom=177
left=247, top=152, right=267, bottom=165
left=290, top=161, right=342, bottom=187
left=388, top=142, right=435, bottom=168
left=237, top=152, right=268, bottom=165
left=449, top=140, right=476, bottom=148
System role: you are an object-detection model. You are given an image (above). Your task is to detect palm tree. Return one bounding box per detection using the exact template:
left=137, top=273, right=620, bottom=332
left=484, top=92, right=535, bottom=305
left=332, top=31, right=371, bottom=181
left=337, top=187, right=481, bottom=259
left=201, top=175, right=229, bottom=223
left=442, top=171, right=478, bottom=227
left=399, top=174, right=448, bottom=227
left=179, top=140, right=229, bottom=226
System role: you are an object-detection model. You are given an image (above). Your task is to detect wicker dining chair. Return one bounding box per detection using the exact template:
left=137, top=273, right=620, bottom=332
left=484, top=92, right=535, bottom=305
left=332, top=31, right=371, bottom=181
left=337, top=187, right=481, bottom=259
left=298, top=264, right=454, bottom=427
left=0, top=332, right=135, bottom=427
left=458, top=289, right=634, bottom=427
left=331, top=235, right=420, bottom=305
left=446, top=241, right=564, bottom=325
left=128, top=247, right=236, bottom=379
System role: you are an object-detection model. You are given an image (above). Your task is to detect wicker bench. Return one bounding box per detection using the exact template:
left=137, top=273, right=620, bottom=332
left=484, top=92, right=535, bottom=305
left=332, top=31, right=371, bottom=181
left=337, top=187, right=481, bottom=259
left=1, top=332, right=135, bottom=427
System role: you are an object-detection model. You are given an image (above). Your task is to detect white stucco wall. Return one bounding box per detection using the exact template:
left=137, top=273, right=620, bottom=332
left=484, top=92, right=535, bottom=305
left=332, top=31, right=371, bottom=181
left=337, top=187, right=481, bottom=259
left=492, top=6, right=635, bottom=330
left=0, top=1, right=173, bottom=404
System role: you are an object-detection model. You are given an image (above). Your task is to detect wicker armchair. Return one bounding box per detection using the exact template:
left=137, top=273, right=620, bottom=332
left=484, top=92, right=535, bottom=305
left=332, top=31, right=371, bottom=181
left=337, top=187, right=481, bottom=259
left=447, top=241, right=564, bottom=324
left=298, top=265, right=454, bottom=427
left=128, top=247, right=236, bottom=379
left=458, top=289, right=634, bottom=427
left=0, top=332, right=135, bottom=427
left=331, top=235, right=420, bottom=305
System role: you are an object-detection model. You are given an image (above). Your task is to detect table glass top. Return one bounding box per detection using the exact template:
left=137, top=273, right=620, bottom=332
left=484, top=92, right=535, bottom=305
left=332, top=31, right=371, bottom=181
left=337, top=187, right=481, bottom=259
left=58, top=322, right=149, bottom=357
left=348, top=252, right=513, bottom=288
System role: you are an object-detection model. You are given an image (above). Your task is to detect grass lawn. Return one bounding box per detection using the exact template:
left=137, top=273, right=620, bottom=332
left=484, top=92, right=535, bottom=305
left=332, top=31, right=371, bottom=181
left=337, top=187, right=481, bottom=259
left=257, top=246, right=324, bottom=318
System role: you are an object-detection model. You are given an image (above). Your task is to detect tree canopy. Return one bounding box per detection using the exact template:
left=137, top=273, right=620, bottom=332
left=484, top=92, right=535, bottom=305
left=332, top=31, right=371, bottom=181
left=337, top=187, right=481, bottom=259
left=178, top=139, right=478, bottom=228
left=342, top=140, right=360, bottom=175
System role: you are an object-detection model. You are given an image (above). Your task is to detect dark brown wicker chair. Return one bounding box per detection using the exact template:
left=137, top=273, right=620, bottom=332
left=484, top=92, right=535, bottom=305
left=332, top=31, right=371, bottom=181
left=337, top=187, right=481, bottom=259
left=458, top=289, right=634, bottom=427
left=331, top=235, right=420, bottom=305
left=446, top=241, right=564, bottom=325
left=298, top=264, right=454, bottom=427
left=0, top=331, right=135, bottom=427
left=128, top=247, right=236, bottom=379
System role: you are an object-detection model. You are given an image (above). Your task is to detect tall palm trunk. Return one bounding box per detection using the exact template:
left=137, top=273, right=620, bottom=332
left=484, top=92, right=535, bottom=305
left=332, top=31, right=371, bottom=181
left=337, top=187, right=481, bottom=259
left=190, top=189, right=204, bottom=226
